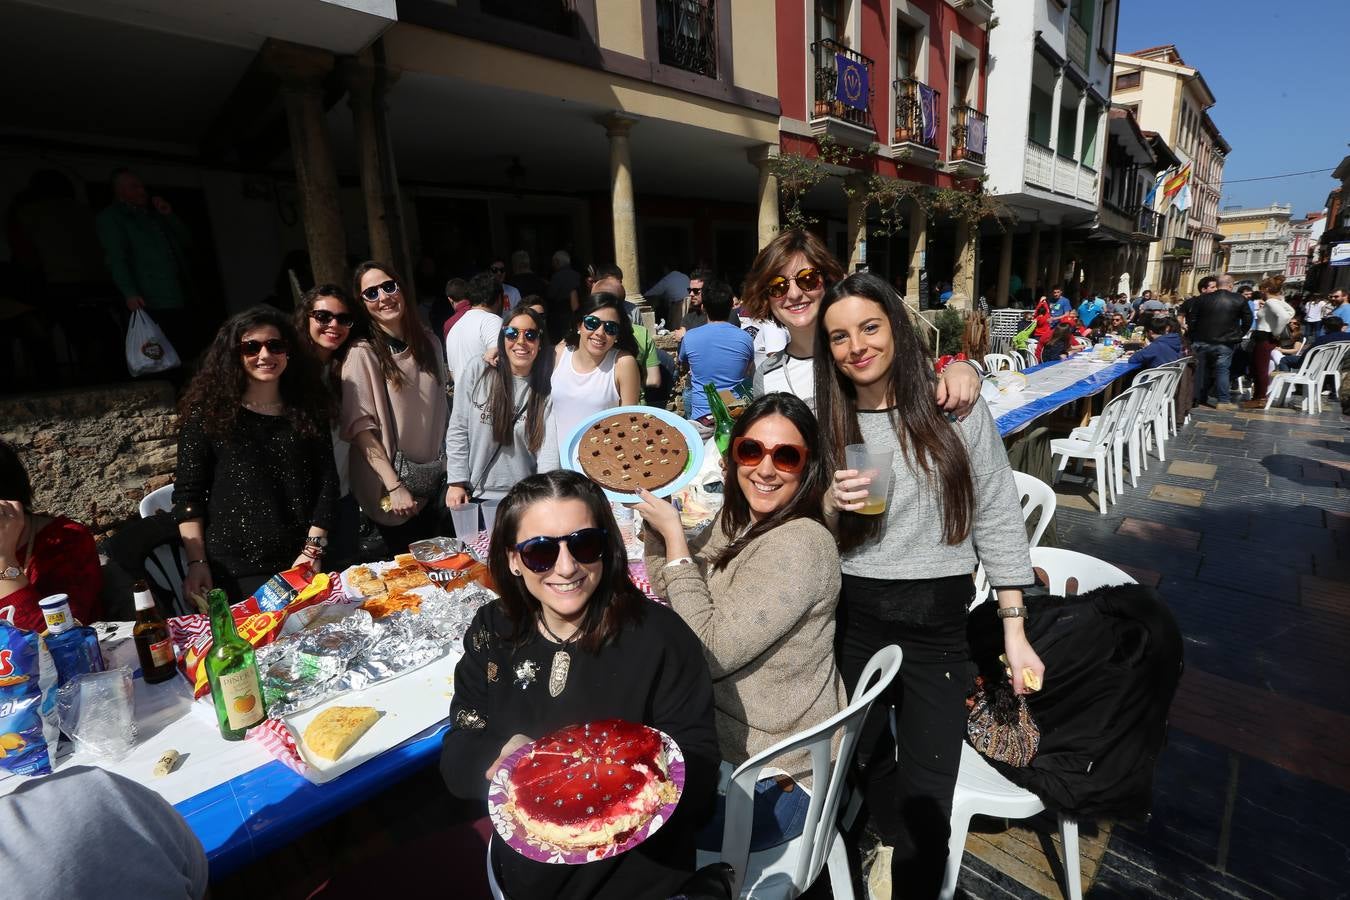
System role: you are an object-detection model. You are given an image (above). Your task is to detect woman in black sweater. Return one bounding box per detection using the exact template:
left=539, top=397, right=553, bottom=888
left=442, top=470, right=718, bottom=900
left=174, top=306, right=338, bottom=601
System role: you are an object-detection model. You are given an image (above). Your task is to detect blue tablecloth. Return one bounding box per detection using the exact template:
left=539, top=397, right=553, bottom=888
left=994, top=357, right=1141, bottom=437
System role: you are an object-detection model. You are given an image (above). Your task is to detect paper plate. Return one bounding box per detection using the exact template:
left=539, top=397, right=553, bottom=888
left=563, top=406, right=706, bottom=503
left=487, top=725, right=686, bottom=865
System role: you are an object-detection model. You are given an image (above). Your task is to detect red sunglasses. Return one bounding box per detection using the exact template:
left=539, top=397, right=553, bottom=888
left=731, top=437, right=808, bottom=474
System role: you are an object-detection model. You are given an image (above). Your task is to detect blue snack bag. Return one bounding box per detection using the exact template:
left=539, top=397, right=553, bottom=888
left=0, top=619, right=60, bottom=777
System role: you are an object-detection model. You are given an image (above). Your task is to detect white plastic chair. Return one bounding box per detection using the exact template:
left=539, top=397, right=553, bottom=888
left=701, top=644, right=904, bottom=899
left=1049, top=397, right=1126, bottom=514
left=1069, top=386, right=1149, bottom=494
left=1154, top=358, right=1191, bottom=435
left=983, top=353, right=1016, bottom=373
left=942, top=548, right=1136, bottom=900
left=138, top=484, right=191, bottom=616
left=973, top=472, right=1058, bottom=604
left=1266, top=343, right=1343, bottom=413
left=1319, top=342, right=1350, bottom=397
left=1132, top=369, right=1180, bottom=464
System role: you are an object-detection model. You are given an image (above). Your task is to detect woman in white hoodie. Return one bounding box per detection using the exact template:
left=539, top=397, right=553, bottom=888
left=1244, top=274, right=1294, bottom=408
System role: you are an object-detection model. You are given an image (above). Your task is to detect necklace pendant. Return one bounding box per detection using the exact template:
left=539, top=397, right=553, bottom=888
left=548, top=650, right=570, bottom=698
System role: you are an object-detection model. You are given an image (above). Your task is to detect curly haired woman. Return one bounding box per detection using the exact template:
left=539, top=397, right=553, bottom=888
left=174, top=306, right=338, bottom=601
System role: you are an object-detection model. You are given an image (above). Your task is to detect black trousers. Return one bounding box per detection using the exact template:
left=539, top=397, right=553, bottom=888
left=836, top=573, right=975, bottom=900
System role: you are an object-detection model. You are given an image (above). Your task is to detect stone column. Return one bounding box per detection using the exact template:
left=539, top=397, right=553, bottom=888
left=1073, top=92, right=1087, bottom=166
left=602, top=114, right=643, bottom=306
left=952, top=220, right=977, bottom=308
left=845, top=174, right=868, bottom=272
left=995, top=228, right=1013, bottom=308
left=263, top=40, right=346, bottom=288
left=1048, top=226, right=1064, bottom=291
left=748, top=145, right=779, bottom=250
left=905, top=203, right=927, bottom=304
left=343, top=54, right=394, bottom=266
left=1025, top=222, right=1042, bottom=295
left=1048, top=68, right=1064, bottom=186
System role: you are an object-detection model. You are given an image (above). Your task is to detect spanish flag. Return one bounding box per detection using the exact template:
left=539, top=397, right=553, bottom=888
left=1162, top=163, right=1192, bottom=208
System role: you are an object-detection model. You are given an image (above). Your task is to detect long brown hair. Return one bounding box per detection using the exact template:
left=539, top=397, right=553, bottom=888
left=351, top=260, right=441, bottom=388
left=814, top=272, right=974, bottom=551
left=714, top=392, right=829, bottom=570
left=484, top=308, right=552, bottom=453
left=740, top=228, right=845, bottom=320
left=294, top=284, right=367, bottom=381
left=487, top=470, right=647, bottom=653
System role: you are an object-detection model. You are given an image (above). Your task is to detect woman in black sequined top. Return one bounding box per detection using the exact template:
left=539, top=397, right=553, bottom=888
left=173, top=306, right=338, bottom=601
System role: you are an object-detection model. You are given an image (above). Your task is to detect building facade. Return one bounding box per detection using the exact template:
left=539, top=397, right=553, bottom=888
left=1217, top=203, right=1292, bottom=287
left=1285, top=212, right=1321, bottom=287
left=1308, top=155, right=1350, bottom=295
left=1111, top=44, right=1229, bottom=297
left=1091, top=108, right=1175, bottom=298
left=983, top=0, right=1121, bottom=305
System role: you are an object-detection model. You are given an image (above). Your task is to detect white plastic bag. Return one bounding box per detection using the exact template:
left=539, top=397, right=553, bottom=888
left=125, top=309, right=181, bottom=376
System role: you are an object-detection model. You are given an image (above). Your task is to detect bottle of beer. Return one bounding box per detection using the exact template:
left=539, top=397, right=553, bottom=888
left=703, top=382, right=735, bottom=456
left=204, top=588, right=266, bottom=740
left=132, top=581, right=177, bottom=685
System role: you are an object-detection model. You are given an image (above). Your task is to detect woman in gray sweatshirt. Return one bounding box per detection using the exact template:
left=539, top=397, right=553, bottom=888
left=445, top=308, right=559, bottom=506
left=816, top=273, right=1043, bottom=898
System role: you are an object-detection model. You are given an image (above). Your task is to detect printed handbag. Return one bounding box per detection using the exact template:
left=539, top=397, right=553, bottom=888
left=380, top=378, right=445, bottom=500
left=966, top=674, right=1040, bottom=767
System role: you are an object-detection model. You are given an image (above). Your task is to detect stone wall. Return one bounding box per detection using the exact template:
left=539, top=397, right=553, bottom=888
left=1, top=381, right=178, bottom=537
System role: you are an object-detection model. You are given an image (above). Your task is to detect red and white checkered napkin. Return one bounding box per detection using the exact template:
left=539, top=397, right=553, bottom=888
left=468, top=531, right=661, bottom=602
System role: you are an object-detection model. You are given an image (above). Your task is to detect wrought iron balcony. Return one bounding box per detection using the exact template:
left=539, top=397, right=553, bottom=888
left=657, top=0, right=718, bottom=79
left=811, top=38, right=873, bottom=131
left=949, top=106, right=987, bottom=166
left=893, top=77, right=939, bottom=152
left=1134, top=207, right=1161, bottom=238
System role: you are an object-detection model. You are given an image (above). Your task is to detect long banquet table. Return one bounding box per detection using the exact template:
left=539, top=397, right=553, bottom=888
left=990, top=354, right=1141, bottom=437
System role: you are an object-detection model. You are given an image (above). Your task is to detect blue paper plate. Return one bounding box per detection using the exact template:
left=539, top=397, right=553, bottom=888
left=562, top=405, right=706, bottom=503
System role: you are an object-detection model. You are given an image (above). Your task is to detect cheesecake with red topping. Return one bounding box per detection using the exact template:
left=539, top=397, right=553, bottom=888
left=505, top=719, right=675, bottom=850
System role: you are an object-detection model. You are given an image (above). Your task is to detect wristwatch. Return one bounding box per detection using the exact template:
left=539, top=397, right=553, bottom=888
left=1, top=565, right=22, bottom=581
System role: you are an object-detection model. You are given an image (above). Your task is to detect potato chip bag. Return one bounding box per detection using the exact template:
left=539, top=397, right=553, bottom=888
left=0, top=619, right=59, bottom=777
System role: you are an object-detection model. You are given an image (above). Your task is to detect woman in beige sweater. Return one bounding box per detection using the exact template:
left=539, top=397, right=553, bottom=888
left=341, top=261, right=449, bottom=553
left=639, top=394, right=845, bottom=802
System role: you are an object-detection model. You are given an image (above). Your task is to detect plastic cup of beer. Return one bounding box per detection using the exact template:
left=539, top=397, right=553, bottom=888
left=450, top=501, right=481, bottom=540
left=845, top=444, right=894, bottom=516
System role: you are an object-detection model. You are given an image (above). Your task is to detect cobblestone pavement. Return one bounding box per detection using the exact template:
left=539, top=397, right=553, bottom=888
left=959, top=401, right=1350, bottom=900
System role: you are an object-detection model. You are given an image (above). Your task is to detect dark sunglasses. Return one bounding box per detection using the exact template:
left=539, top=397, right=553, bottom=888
left=309, top=309, right=355, bottom=328
left=765, top=267, right=824, bottom=299
left=239, top=339, right=289, bottom=357
left=490, top=265, right=506, bottom=274
left=513, top=527, right=608, bottom=573
left=731, top=436, right=808, bottom=473
left=502, top=326, right=540, bottom=343
left=581, top=315, right=620, bottom=337
left=688, top=286, right=704, bottom=296
left=360, top=280, right=399, bottom=302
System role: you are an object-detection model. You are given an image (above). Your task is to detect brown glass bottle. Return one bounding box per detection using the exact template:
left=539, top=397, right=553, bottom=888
left=132, top=581, right=178, bottom=684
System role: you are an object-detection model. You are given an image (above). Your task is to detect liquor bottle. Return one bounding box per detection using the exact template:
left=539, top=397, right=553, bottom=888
left=132, top=581, right=177, bottom=685
left=39, top=594, right=106, bottom=686
left=204, top=588, right=266, bottom=740
left=704, top=382, right=735, bottom=456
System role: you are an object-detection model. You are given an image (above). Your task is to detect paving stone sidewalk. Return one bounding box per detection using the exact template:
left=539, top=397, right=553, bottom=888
left=959, top=402, right=1350, bottom=899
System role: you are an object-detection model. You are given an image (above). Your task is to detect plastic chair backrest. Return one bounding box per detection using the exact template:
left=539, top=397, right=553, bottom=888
left=719, top=645, right=903, bottom=898
left=1297, top=342, right=1344, bottom=378
left=1029, top=547, right=1136, bottom=595
left=983, top=353, right=1015, bottom=373
left=1012, top=471, right=1057, bottom=549
left=1082, top=391, right=1127, bottom=447
left=1133, top=369, right=1177, bottom=418
left=140, top=484, right=175, bottom=519
left=137, top=484, right=189, bottom=614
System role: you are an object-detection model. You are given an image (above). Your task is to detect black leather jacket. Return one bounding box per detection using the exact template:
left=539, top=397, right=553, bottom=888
left=1181, top=290, right=1253, bottom=344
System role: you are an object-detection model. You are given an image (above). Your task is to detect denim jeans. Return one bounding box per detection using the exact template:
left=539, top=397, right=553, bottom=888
left=695, top=774, right=810, bottom=852
left=1191, top=340, right=1236, bottom=403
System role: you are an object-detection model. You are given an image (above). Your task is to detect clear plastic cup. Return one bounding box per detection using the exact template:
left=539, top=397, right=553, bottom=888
left=481, top=499, right=501, bottom=536
left=845, top=444, right=895, bottom=516
left=450, top=502, right=481, bottom=540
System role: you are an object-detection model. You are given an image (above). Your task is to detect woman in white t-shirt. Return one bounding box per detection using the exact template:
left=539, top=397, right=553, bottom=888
left=550, top=292, right=642, bottom=444
left=744, top=229, right=983, bottom=413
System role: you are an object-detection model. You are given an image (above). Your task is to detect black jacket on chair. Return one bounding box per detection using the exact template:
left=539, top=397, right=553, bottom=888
left=967, top=584, right=1184, bottom=820
left=1180, top=290, right=1253, bottom=344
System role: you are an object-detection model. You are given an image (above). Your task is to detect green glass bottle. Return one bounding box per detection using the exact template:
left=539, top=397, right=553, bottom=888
left=704, top=382, right=735, bottom=456
left=204, top=588, right=266, bottom=740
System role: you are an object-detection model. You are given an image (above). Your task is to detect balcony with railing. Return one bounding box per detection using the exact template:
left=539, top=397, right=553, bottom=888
left=1023, top=140, right=1099, bottom=205
left=945, top=105, right=987, bottom=172
left=656, top=0, right=718, bottom=79
left=1067, top=17, right=1089, bottom=69
left=892, top=77, right=940, bottom=166
left=1134, top=207, right=1161, bottom=239
left=809, top=38, right=875, bottom=148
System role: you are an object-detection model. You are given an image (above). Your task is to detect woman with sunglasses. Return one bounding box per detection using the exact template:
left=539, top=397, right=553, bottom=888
left=175, top=306, right=338, bottom=601
left=445, top=308, right=559, bottom=510
left=816, top=273, right=1041, bottom=898
left=341, top=262, right=449, bottom=554
left=550, top=292, right=642, bottom=444
left=295, top=284, right=367, bottom=568
left=441, top=470, right=718, bottom=899
left=635, top=393, right=845, bottom=849
left=743, top=228, right=982, bottom=414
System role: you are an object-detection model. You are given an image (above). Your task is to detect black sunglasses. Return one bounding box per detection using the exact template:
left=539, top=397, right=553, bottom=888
left=731, top=436, right=808, bottom=473
left=581, top=315, right=620, bottom=337
left=502, top=326, right=540, bottom=343
left=239, top=339, right=289, bottom=357
left=688, top=286, right=703, bottom=296
left=360, top=280, right=399, bottom=302
left=513, top=527, right=608, bottom=573
left=309, top=309, right=354, bottom=328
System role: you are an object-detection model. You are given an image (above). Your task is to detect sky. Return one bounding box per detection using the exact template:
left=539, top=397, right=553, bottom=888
left=1115, top=0, right=1349, bottom=218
